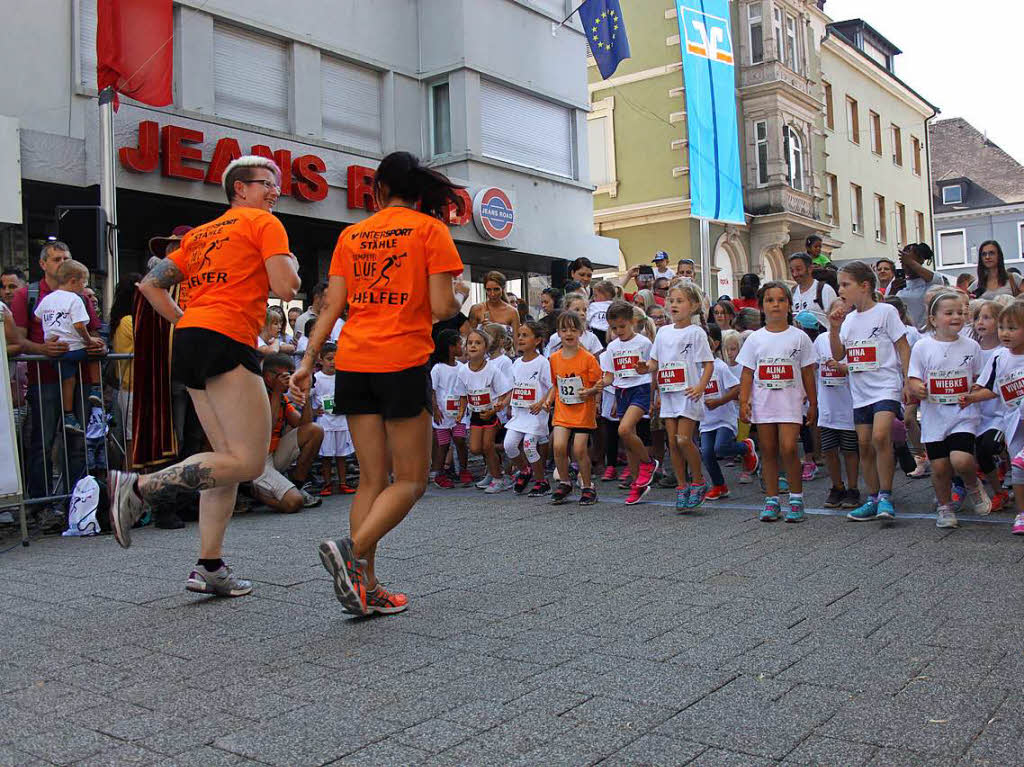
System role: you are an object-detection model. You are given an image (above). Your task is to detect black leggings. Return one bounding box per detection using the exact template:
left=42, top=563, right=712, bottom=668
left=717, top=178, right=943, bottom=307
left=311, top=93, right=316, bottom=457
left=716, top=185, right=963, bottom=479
left=603, top=417, right=652, bottom=466
left=977, top=428, right=1004, bottom=474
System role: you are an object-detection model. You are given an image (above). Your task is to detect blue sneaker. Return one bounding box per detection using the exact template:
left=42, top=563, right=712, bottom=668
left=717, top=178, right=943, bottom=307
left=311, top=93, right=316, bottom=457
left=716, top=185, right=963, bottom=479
left=687, top=482, right=709, bottom=508
left=760, top=497, right=781, bottom=522
left=876, top=496, right=895, bottom=520
left=676, top=487, right=690, bottom=513
left=847, top=498, right=878, bottom=521
left=779, top=476, right=790, bottom=494
left=951, top=485, right=965, bottom=510
left=785, top=496, right=805, bottom=523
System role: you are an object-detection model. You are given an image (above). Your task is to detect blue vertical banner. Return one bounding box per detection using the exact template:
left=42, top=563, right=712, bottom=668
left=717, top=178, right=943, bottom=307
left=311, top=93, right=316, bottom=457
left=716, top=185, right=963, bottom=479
left=676, top=0, right=745, bottom=224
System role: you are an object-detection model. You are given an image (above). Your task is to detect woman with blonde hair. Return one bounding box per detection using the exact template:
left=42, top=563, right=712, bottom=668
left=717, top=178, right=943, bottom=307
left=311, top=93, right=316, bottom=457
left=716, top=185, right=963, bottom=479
left=632, top=289, right=658, bottom=313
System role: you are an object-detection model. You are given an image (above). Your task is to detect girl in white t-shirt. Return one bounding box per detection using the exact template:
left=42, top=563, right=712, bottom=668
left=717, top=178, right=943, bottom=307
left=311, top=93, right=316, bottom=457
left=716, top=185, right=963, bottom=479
left=430, top=330, right=469, bottom=489
left=722, top=329, right=753, bottom=478
left=649, top=284, right=716, bottom=511
left=456, top=328, right=514, bottom=494
left=545, top=295, right=605, bottom=357
left=968, top=300, right=1010, bottom=511
left=737, top=282, right=817, bottom=523
left=504, top=322, right=553, bottom=496
left=906, top=292, right=990, bottom=528
left=829, top=262, right=911, bottom=523
left=586, top=280, right=616, bottom=346
left=698, top=324, right=759, bottom=501
left=963, top=301, right=1024, bottom=535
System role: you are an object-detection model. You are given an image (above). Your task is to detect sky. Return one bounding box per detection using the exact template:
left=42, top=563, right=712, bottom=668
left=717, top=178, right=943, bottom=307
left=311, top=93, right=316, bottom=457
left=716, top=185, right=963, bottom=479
left=822, top=0, right=1024, bottom=163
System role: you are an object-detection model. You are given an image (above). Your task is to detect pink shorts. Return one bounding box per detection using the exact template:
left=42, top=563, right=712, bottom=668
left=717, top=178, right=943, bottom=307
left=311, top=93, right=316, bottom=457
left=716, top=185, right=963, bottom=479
left=434, top=423, right=467, bottom=446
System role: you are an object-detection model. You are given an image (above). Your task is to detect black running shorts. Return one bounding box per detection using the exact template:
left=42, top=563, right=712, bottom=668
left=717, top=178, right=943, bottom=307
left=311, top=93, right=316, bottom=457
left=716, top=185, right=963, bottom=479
left=172, top=328, right=262, bottom=390
left=335, top=364, right=431, bottom=420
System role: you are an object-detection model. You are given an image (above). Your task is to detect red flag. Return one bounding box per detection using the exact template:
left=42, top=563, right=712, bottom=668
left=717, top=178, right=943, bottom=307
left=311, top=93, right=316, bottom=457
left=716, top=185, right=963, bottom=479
left=97, top=0, right=173, bottom=110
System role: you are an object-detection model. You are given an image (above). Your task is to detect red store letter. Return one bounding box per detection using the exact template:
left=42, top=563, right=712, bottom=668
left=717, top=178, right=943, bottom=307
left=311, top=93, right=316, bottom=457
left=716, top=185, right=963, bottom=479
left=160, top=125, right=205, bottom=181
left=346, top=164, right=377, bottom=211
left=251, top=145, right=293, bottom=196
left=293, top=155, right=328, bottom=202
left=119, top=120, right=159, bottom=173
left=204, top=137, right=242, bottom=185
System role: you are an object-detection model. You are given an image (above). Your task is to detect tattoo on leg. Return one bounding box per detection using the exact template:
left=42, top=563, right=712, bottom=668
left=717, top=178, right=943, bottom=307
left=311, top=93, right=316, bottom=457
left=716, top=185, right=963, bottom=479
left=142, top=463, right=215, bottom=506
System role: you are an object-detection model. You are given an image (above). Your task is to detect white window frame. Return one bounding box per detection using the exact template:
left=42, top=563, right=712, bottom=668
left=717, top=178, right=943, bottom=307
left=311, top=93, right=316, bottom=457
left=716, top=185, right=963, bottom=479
left=785, top=13, right=798, bottom=71
left=942, top=185, right=963, bottom=205
left=846, top=97, right=859, bottom=145
left=773, top=7, right=784, bottom=62
left=587, top=96, right=618, bottom=197
left=915, top=210, right=925, bottom=242
left=911, top=135, right=922, bottom=175
left=429, top=80, right=452, bottom=157
left=1017, top=222, right=1024, bottom=263
left=851, top=183, right=863, bottom=235
left=895, top=202, right=907, bottom=246
left=825, top=173, right=838, bottom=225
left=874, top=194, right=887, bottom=242
left=783, top=125, right=804, bottom=192
left=823, top=80, right=834, bottom=131
left=755, top=119, right=769, bottom=187
left=869, top=111, right=882, bottom=155
left=891, top=124, right=902, bottom=166
left=747, top=2, right=764, bottom=65
left=938, top=228, right=968, bottom=268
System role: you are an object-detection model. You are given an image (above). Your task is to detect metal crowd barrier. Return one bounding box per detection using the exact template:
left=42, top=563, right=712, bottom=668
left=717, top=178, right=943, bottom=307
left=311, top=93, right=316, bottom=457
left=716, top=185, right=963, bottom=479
left=1, top=350, right=134, bottom=546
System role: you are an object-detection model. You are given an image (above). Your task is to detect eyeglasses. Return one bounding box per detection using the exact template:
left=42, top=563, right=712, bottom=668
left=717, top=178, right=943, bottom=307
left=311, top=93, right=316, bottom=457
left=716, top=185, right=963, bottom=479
left=243, top=179, right=280, bottom=191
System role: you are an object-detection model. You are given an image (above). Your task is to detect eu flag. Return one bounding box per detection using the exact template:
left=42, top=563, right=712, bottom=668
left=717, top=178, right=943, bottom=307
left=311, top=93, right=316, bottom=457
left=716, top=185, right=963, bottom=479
left=580, top=0, right=631, bottom=80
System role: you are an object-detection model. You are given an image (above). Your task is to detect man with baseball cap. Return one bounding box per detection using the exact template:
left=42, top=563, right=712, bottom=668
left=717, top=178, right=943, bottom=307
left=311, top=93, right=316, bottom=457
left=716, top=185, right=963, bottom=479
left=652, top=251, right=675, bottom=279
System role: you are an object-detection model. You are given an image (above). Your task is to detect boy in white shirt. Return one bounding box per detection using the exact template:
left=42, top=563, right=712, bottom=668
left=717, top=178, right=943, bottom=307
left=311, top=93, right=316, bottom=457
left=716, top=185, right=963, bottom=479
left=33, top=259, right=102, bottom=434
left=312, top=343, right=355, bottom=495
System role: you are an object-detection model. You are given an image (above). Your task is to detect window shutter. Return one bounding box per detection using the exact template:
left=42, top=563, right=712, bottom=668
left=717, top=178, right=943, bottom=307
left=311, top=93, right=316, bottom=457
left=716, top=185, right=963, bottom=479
left=80, top=0, right=98, bottom=89
left=321, top=55, right=381, bottom=153
left=480, top=79, right=573, bottom=178
left=214, top=23, right=289, bottom=132
left=587, top=116, right=609, bottom=186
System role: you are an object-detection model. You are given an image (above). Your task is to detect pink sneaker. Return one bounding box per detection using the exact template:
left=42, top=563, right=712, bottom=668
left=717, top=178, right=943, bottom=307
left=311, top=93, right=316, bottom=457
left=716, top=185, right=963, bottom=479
left=800, top=460, right=817, bottom=482
left=618, top=466, right=632, bottom=482
left=601, top=466, right=618, bottom=481
left=635, top=460, right=659, bottom=489
left=434, top=474, right=454, bottom=489
left=1013, top=513, right=1024, bottom=535
left=624, top=482, right=650, bottom=505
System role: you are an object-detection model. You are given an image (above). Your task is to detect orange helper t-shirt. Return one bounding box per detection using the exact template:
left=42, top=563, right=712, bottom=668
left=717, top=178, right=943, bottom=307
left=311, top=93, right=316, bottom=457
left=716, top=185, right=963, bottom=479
left=329, top=206, right=464, bottom=373
left=169, top=207, right=290, bottom=347
left=550, top=348, right=602, bottom=429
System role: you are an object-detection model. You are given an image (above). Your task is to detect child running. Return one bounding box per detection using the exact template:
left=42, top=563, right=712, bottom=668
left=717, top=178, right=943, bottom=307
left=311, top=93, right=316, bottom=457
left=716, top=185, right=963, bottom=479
left=967, top=301, right=1010, bottom=510
left=430, top=329, right=470, bottom=489
left=586, top=279, right=616, bottom=346
left=505, top=321, right=553, bottom=496
left=829, top=261, right=911, bottom=522
left=546, top=294, right=604, bottom=356
left=698, top=323, right=759, bottom=501
left=649, top=283, right=716, bottom=511
left=456, top=327, right=513, bottom=494
left=603, top=300, right=659, bottom=505
left=815, top=298, right=860, bottom=509
left=545, top=311, right=604, bottom=505
left=906, top=291, right=990, bottom=528
left=738, top=282, right=817, bottom=522
left=313, top=343, right=356, bottom=495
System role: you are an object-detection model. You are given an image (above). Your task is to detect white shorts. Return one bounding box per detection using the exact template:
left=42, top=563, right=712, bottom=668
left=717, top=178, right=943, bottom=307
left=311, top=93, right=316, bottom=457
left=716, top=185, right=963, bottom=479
left=321, top=429, right=354, bottom=458
left=253, top=429, right=300, bottom=501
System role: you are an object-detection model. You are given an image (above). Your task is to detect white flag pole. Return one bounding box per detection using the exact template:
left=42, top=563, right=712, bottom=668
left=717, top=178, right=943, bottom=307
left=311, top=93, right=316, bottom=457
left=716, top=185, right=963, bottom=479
left=98, top=86, right=119, bottom=316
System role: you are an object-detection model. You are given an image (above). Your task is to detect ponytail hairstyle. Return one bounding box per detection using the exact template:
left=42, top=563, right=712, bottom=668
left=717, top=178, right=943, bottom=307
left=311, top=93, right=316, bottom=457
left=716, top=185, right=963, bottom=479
left=706, top=322, right=722, bottom=355
left=838, top=260, right=878, bottom=292
left=522, top=320, right=547, bottom=354
left=721, top=329, right=744, bottom=365
left=484, top=322, right=513, bottom=356
left=372, top=150, right=465, bottom=220
left=541, top=286, right=563, bottom=310
left=465, top=327, right=492, bottom=356
left=668, top=281, right=707, bottom=329
left=757, top=280, right=794, bottom=326
left=883, top=296, right=913, bottom=326
left=925, top=290, right=963, bottom=332
left=631, top=306, right=656, bottom=342
left=431, top=328, right=462, bottom=365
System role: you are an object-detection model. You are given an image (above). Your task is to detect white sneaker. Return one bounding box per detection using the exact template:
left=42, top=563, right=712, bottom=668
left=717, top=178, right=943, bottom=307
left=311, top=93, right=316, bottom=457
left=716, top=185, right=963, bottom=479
left=484, top=477, right=507, bottom=494
left=970, top=486, right=992, bottom=516
left=475, top=473, right=493, bottom=489
left=108, top=470, right=145, bottom=548
left=936, top=505, right=959, bottom=529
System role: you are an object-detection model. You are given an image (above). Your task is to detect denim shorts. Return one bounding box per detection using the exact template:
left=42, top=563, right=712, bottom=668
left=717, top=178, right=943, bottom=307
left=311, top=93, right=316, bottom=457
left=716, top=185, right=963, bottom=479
left=54, top=348, right=89, bottom=380
left=614, top=384, right=651, bottom=416
left=852, top=399, right=902, bottom=426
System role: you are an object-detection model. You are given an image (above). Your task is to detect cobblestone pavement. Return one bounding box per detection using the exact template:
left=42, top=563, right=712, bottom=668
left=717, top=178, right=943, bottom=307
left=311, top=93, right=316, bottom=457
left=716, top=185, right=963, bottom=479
left=1, top=463, right=1023, bottom=766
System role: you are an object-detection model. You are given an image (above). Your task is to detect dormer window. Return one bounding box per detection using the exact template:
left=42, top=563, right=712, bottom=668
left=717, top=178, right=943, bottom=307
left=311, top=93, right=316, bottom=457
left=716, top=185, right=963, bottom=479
left=942, top=185, right=963, bottom=205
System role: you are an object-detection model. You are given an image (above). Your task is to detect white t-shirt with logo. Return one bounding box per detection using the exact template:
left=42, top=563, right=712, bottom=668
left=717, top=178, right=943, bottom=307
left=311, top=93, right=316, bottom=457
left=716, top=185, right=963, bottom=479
left=838, top=302, right=907, bottom=408
left=455, top=358, right=513, bottom=416
left=813, top=332, right=854, bottom=432
left=699, top=358, right=740, bottom=434
left=586, top=300, right=612, bottom=332
left=975, top=345, right=1003, bottom=434
left=650, top=324, right=714, bottom=420
left=312, top=370, right=347, bottom=432
left=736, top=325, right=816, bottom=424
left=792, top=279, right=836, bottom=329
left=600, top=350, right=618, bottom=421
left=506, top=354, right=552, bottom=437
left=34, top=289, right=89, bottom=351
left=545, top=330, right=604, bottom=357
left=602, top=334, right=653, bottom=390
left=430, top=362, right=463, bottom=429
left=908, top=334, right=982, bottom=444
left=980, top=348, right=1024, bottom=456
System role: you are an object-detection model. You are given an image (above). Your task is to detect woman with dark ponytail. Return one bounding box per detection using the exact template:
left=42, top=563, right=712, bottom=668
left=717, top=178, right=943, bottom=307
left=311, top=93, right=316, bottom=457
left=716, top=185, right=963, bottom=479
left=293, top=151, right=465, bottom=617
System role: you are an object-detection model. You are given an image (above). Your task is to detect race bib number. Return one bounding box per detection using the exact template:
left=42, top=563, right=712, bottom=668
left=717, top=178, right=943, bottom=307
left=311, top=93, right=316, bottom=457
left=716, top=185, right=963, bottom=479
left=657, top=362, right=687, bottom=393
left=467, top=388, right=492, bottom=413
left=997, top=370, right=1024, bottom=409
left=703, top=377, right=720, bottom=399
left=846, top=341, right=879, bottom=372
left=444, top=397, right=460, bottom=416
left=612, top=350, right=641, bottom=378
left=511, top=385, right=538, bottom=409
left=757, top=357, right=796, bottom=389
left=321, top=396, right=335, bottom=413
left=820, top=365, right=847, bottom=387
left=927, top=368, right=969, bottom=405
left=557, top=375, right=585, bottom=405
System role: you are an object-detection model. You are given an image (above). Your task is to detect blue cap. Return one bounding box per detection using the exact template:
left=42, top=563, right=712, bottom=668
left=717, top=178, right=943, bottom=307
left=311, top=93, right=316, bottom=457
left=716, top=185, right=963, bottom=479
left=653, top=251, right=669, bottom=262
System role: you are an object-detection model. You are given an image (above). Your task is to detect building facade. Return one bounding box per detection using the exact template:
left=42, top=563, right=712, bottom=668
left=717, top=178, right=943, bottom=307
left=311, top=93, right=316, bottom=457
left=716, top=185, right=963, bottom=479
left=929, top=117, right=1024, bottom=283
left=0, top=0, right=617, bottom=307
left=819, top=19, right=936, bottom=265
